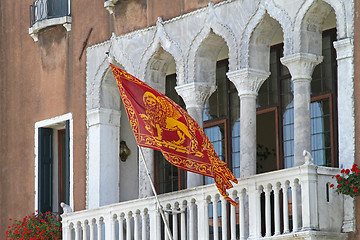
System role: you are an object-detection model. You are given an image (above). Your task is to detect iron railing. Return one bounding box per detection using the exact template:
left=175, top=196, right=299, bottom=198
left=30, top=0, right=70, bottom=27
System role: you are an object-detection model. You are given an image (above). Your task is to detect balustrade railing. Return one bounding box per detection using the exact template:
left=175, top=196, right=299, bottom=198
left=29, top=0, right=70, bottom=27
left=62, top=165, right=346, bottom=240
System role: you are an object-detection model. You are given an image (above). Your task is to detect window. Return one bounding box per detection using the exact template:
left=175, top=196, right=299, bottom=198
left=35, top=114, right=72, bottom=213
left=203, top=59, right=240, bottom=180
left=202, top=29, right=337, bottom=181
left=155, top=74, right=186, bottom=194
left=257, top=29, right=338, bottom=169
left=30, top=0, right=71, bottom=26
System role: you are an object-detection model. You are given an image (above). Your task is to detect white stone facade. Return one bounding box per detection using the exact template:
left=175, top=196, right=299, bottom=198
left=83, top=0, right=355, bottom=237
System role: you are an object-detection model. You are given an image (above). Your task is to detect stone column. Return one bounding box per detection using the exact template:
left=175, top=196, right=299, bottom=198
left=226, top=69, right=270, bottom=177
left=175, top=82, right=216, bottom=188
left=87, top=108, right=121, bottom=208
left=280, top=53, right=322, bottom=166
left=138, top=147, right=155, bottom=198
left=333, top=38, right=355, bottom=233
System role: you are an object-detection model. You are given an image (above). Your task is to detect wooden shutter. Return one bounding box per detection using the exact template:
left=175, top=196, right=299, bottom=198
left=38, top=127, right=53, bottom=213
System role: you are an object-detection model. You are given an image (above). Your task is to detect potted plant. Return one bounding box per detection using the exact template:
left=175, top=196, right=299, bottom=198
left=331, top=164, right=360, bottom=197
left=6, top=211, right=62, bottom=240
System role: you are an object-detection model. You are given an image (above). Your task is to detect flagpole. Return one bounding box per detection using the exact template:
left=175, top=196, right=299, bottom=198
left=138, top=146, right=174, bottom=240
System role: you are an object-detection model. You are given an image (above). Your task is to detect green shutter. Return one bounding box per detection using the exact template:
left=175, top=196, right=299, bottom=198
left=38, top=128, right=53, bottom=213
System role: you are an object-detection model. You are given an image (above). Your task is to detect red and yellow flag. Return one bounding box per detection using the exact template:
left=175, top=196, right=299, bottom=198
left=110, top=63, right=238, bottom=205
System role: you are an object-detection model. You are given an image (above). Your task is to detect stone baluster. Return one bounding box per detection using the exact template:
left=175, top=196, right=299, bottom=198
left=264, top=186, right=272, bottom=237
left=230, top=192, right=237, bottom=240
left=150, top=204, right=161, bottom=240
left=280, top=54, right=323, bottom=166
left=118, top=215, right=124, bottom=240
left=164, top=209, right=170, bottom=240
left=134, top=212, right=140, bottom=240
left=291, top=181, right=299, bottom=232
left=141, top=211, right=148, bottom=240
left=274, top=185, right=281, bottom=236
left=282, top=184, right=290, bottom=234
left=175, top=82, right=216, bottom=188
left=97, top=218, right=103, bottom=240
left=126, top=213, right=132, bottom=240
left=105, top=215, right=116, bottom=240
left=248, top=183, right=262, bottom=238
left=62, top=222, right=72, bottom=240
left=227, top=69, right=270, bottom=177
left=221, top=197, right=228, bottom=239
left=172, top=205, right=179, bottom=240
left=239, top=191, right=246, bottom=240
left=82, top=221, right=88, bottom=240
left=89, top=220, right=96, bottom=240
left=189, top=201, right=195, bottom=240
left=197, top=198, right=209, bottom=240
left=213, top=196, right=219, bottom=240
left=74, top=222, right=81, bottom=240
left=180, top=204, right=187, bottom=240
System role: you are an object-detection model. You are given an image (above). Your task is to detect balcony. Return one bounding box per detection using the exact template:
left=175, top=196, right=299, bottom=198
left=29, top=0, right=71, bottom=42
left=61, top=164, right=348, bottom=240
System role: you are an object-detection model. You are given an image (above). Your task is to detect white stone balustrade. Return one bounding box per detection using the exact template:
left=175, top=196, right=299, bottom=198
left=62, top=165, right=347, bottom=240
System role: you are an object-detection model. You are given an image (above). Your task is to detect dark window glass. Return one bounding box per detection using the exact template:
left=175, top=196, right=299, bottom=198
left=257, top=29, right=337, bottom=169
left=155, top=74, right=185, bottom=194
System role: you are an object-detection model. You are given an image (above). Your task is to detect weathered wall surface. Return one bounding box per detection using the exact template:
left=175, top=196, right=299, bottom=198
left=351, top=0, right=360, bottom=238
left=0, top=0, right=227, bottom=238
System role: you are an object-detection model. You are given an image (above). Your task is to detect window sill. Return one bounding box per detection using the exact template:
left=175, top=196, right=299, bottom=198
left=29, top=16, right=72, bottom=42
left=104, top=0, right=118, bottom=14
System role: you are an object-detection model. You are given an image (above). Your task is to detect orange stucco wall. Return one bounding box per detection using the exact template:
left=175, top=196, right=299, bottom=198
left=0, top=0, right=225, bottom=238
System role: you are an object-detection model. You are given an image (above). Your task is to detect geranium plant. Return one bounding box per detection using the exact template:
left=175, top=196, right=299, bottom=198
left=331, top=164, right=360, bottom=197
left=6, top=211, right=62, bottom=240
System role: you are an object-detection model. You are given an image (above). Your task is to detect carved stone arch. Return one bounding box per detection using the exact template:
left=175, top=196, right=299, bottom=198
left=294, top=0, right=343, bottom=54
left=109, top=35, right=135, bottom=75
left=87, top=55, right=126, bottom=112
left=240, top=4, right=265, bottom=68
left=264, top=0, right=293, bottom=55
left=139, top=18, right=184, bottom=88
left=321, top=0, right=347, bottom=38
left=244, top=6, right=282, bottom=71
left=188, top=3, right=238, bottom=84
left=188, top=28, right=227, bottom=86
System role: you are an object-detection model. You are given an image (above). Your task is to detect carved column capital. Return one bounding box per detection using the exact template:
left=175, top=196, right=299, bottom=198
left=333, top=38, right=354, bottom=60
left=175, top=82, right=216, bottom=109
left=226, top=68, right=270, bottom=96
left=280, top=53, right=323, bottom=82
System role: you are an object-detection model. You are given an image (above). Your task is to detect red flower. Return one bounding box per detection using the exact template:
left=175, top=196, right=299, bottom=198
left=335, top=174, right=340, bottom=178
left=338, top=184, right=342, bottom=188
left=338, top=177, right=342, bottom=181
left=355, top=188, right=359, bottom=193
left=330, top=184, right=334, bottom=188
left=346, top=181, right=349, bottom=184
left=341, top=169, right=345, bottom=173
left=345, top=169, right=350, bottom=174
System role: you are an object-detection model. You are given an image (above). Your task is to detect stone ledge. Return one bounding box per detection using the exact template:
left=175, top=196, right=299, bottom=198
left=29, top=16, right=72, bottom=42
left=258, top=230, right=347, bottom=240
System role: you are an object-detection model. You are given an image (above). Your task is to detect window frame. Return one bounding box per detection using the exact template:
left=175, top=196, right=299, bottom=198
left=34, top=113, right=73, bottom=213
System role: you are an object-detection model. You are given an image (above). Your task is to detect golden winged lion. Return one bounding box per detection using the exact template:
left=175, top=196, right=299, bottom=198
left=140, top=91, right=192, bottom=146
